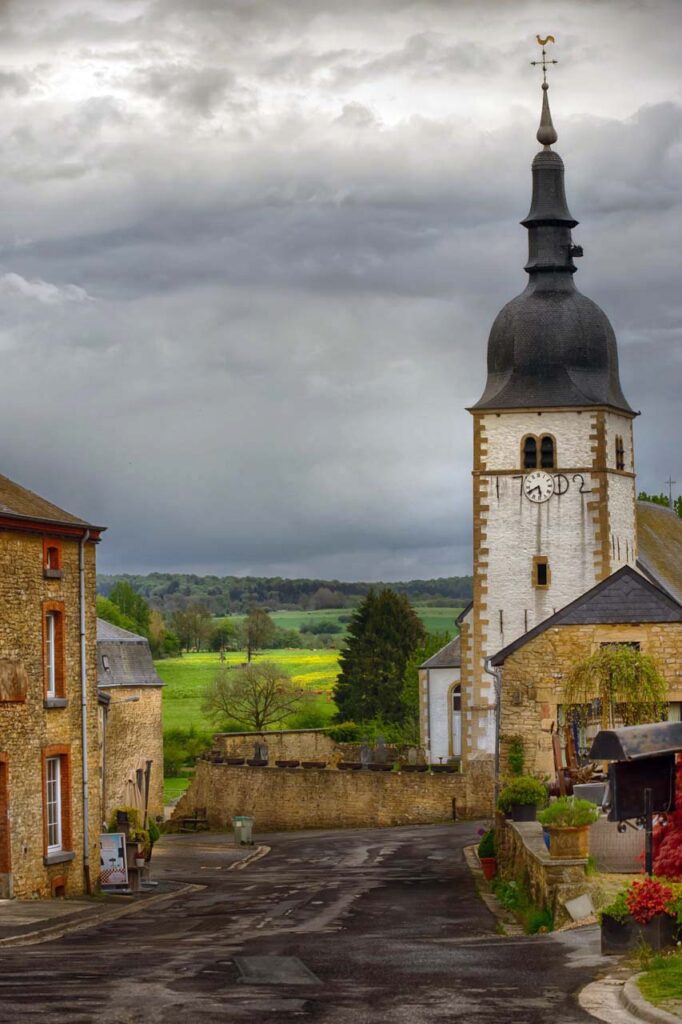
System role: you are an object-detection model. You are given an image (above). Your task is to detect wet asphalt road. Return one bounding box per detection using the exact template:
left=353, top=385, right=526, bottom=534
left=0, top=822, right=607, bottom=1023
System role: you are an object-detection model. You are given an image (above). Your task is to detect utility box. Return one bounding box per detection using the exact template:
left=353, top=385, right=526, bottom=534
left=232, top=815, right=255, bottom=846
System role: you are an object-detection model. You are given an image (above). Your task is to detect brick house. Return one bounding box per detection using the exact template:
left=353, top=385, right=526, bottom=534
left=0, top=472, right=104, bottom=899
left=97, top=619, right=164, bottom=824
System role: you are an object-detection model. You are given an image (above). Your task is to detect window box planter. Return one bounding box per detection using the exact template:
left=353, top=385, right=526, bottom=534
left=510, top=802, right=537, bottom=822
left=369, top=763, right=392, bottom=772
left=337, top=762, right=362, bottom=771
left=246, top=759, right=268, bottom=767
left=479, top=856, right=497, bottom=881
left=301, top=761, right=327, bottom=769
left=225, top=757, right=246, bottom=766
left=600, top=912, right=677, bottom=956
left=275, top=760, right=300, bottom=768
left=546, top=824, right=590, bottom=859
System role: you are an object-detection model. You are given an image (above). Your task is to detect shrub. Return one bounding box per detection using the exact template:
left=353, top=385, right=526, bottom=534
left=497, top=776, right=548, bottom=813
left=654, top=758, right=682, bottom=879
left=538, top=797, right=600, bottom=829
left=478, top=830, right=495, bottom=858
left=599, top=888, right=629, bottom=924
left=507, top=736, right=525, bottom=776
left=626, top=879, right=675, bottom=925
left=324, top=721, right=362, bottom=742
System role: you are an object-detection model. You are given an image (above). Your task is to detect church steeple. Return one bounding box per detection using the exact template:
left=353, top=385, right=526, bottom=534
left=472, top=55, right=632, bottom=414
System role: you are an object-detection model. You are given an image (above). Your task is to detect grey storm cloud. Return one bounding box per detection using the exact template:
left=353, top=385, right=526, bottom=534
left=0, top=0, right=679, bottom=580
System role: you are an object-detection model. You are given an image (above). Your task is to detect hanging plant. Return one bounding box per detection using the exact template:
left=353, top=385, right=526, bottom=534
left=562, top=645, right=667, bottom=730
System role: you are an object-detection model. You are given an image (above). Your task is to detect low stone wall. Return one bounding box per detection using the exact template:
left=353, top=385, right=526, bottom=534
left=495, top=817, right=589, bottom=927
left=212, top=729, right=425, bottom=767
left=171, top=758, right=494, bottom=832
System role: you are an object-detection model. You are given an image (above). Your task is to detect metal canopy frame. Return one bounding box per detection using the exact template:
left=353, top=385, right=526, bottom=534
left=588, top=721, right=682, bottom=761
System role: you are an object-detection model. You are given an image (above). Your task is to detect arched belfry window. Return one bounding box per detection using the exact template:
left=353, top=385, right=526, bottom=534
left=615, top=435, right=625, bottom=471
left=523, top=436, right=537, bottom=469
left=540, top=435, right=555, bottom=469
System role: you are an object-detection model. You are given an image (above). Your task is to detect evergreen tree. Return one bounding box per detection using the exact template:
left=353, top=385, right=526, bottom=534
left=333, top=589, right=425, bottom=723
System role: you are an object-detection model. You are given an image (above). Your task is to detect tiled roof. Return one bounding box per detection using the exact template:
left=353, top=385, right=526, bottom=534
left=96, top=618, right=164, bottom=688
left=420, top=635, right=461, bottom=669
left=0, top=472, right=93, bottom=528
left=637, top=500, right=682, bottom=605
left=491, top=565, right=682, bottom=666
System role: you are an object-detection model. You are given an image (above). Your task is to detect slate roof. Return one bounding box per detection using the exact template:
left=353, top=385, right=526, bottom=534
left=637, top=501, right=682, bottom=605
left=491, top=565, right=682, bottom=666
left=96, top=618, right=164, bottom=689
left=420, top=635, right=461, bottom=670
left=0, top=472, right=98, bottom=528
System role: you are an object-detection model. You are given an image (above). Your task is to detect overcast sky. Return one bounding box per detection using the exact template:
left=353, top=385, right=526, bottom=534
left=0, top=0, right=680, bottom=580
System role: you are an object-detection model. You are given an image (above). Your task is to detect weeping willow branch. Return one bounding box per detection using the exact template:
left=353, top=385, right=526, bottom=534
left=563, top=645, right=667, bottom=729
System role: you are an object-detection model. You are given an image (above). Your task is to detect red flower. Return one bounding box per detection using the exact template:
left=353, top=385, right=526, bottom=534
left=625, top=878, right=674, bottom=925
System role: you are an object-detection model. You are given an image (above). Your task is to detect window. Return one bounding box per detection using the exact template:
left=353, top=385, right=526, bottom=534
left=43, top=539, right=63, bottom=579
left=46, top=757, right=62, bottom=852
left=540, top=435, right=555, bottom=469
left=523, top=436, right=537, bottom=469
left=452, top=685, right=462, bottom=713
left=43, top=603, right=65, bottom=700
left=615, top=435, right=625, bottom=471
left=533, top=556, right=550, bottom=588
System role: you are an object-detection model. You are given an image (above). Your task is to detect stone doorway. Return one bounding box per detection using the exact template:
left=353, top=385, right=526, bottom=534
left=0, top=757, right=12, bottom=898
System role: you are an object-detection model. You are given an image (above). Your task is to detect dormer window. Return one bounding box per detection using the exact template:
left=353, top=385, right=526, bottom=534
left=522, top=434, right=556, bottom=470
left=615, top=435, right=625, bottom=471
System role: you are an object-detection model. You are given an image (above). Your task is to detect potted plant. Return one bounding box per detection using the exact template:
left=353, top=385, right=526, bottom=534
left=537, top=797, right=600, bottom=858
left=600, top=879, right=680, bottom=955
left=478, top=829, right=497, bottom=880
left=497, top=776, right=547, bottom=822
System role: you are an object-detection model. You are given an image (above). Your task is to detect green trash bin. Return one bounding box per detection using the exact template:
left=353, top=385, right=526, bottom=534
left=232, top=815, right=254, bottom=845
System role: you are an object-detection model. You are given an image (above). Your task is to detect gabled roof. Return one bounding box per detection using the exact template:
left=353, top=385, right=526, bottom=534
left=637, top=500, right=682, bottom=605
left=491, top=565, right=682, bottom=667
left=0, top=471, right=101, bottom=531
left=420, top=635, right=461, bottom=670
left=96, top=618, right=164, bottom=688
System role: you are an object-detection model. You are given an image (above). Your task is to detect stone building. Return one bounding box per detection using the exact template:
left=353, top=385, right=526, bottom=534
left=0, top=472, right=104, bottom=899
left=97, top=620, right=165, bottom=824
left=421, top=76, right=682, bottom=788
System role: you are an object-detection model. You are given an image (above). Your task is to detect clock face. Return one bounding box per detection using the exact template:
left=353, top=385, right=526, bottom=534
left=523, top=471, right=555, bottom=503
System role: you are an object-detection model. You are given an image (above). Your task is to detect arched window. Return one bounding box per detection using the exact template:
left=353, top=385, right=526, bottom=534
left=523, top=436, right=537, bottom=469
left=540, top=435, right=555, bottom=469
left=615, top=435, right=625, bottom=471
left=452, top=685, right=462, bottom=713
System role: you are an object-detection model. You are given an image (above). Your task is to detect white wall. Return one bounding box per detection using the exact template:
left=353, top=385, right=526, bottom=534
left=427, top=666, right=460, bottom=763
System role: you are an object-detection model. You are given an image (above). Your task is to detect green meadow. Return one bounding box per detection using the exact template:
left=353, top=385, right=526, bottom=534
left=224, top=605, right=464, bottom=637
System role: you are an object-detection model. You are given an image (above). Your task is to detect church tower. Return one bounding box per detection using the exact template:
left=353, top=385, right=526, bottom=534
left=461, top=66, right=638, bottom=758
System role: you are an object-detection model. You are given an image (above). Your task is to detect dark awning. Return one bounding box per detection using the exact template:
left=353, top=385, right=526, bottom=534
left=589, top=722, right=682, bottom=761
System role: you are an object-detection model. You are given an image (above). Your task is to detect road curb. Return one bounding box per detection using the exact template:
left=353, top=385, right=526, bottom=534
left=622, top=974, right=682, bottom=1024
left=0, top=882, right=205, bottom=949
left=228, top=844, right=271, bottom=871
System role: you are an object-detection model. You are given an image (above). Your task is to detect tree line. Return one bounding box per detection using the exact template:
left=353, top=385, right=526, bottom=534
left=97, top=572, right=473, bottom=615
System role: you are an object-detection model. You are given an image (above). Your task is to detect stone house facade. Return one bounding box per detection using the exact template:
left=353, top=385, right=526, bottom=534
left=97, top=619, right=164, bottom=823
left=0, top=472, right=104, bottom=899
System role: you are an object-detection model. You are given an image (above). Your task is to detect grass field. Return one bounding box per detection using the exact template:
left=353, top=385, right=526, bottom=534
left=223, top=606, right=464, bottom=637
left=157, top=649, right=341, bottom=733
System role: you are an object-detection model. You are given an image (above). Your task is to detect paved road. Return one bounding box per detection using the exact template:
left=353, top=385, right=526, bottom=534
left=0, top=822, right=607, bottom=1023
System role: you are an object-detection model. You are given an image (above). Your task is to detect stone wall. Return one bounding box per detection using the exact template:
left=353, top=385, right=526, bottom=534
left=0, top=530, right=101, bottom=899
left=213, top=729, right=424, bottom=766
left=495, top=817, right=589, bottom=927
left=100, top=685, right=164, bottom=822
left=171, top=756, right=495, bottom=832
left=499, top=621, right=682, bottom=778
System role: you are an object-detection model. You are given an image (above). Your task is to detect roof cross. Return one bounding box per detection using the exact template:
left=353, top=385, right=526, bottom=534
left=530, top=35, right=557, bottom=85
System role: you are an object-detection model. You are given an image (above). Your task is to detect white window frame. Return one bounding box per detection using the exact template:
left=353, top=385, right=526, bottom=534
left=46, top=756, right=62, bottom=852
left=46, top=613, right=56, bottom=698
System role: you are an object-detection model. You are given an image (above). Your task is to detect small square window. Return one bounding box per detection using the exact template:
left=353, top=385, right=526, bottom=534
left=43, top=539, right=63, bottom=579
left=533, top=556, right=550, bottom=589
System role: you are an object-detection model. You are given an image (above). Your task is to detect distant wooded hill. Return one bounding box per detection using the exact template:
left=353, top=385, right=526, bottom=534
left=96, top=573, right=473, bottom=616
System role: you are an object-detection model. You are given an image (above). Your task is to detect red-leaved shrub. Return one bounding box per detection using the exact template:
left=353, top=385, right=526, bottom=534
left=653, top=757, right=682, bottom=880
left=625, top=878, right=674, bottom=924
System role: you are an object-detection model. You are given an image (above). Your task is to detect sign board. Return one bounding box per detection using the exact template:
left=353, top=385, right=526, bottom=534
left=99, top=832, right=128, bottom=887
left=607, top=754, right=676, bottom=822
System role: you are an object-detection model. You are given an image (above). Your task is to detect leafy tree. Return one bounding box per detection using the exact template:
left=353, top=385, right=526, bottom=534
left=96, top=596, right=138, bottom=634
left=209, top=619, right=240, bottom=653
left=333, top=589, right=425, bottom=723
left=108, top=581, right=151, bottom=637
left=202, top=661, right=307, bottom=730
left=242, top=608, right=276, bottom=662
left=653, top=758, right=682, bottom=879
left=170, top=604, right=213, bottom=651
left=148, top=609, right=180, bottom=659
left=563, top=644, right=667, bottom=729
left=638, top=491, right=682, bottom=518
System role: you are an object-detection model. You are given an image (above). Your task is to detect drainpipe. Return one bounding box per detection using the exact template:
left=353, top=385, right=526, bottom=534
left=425, top=669, right=431, bottom=763
left=483, top=655, right=502, bottom=813
left=79, top=529, right=92, bottom=895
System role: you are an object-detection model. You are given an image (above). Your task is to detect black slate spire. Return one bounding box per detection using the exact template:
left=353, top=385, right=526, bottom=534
left=472, top=79, right=632, bottom=414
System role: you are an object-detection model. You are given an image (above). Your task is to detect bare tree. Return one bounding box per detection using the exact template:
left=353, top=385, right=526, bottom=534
left=202, top=661, right=307, bottom=730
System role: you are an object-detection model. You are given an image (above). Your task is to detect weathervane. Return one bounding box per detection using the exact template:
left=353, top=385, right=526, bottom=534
left=531, top=34, right=557, bottom=85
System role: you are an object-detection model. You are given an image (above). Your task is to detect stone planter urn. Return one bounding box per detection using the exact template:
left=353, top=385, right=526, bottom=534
left=546, top=824, right=590, bottom=859
left=601, top=912, right=677, bottom=956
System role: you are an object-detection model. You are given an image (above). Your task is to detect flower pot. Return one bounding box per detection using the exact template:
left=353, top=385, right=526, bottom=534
left=510, top=802, right=536, bottom=822
left=246, top=759, right=268, bottom=767
left=600, top=912, right=677, bottom=956
left=135, top=858, right=145, bottom=869
left=547, top=825, right=590, bottom=859
left=301, top=761, right=327, bottom=769
left=225, top=757, right=246, bottom=766
left=275, top=760, right=300, bottom=768
left=369, top=763, right=392, bottom=772
left=542, top=827, right=551, bottom=851
left=479, top=856, right=497, bottom=881
left=430, top=764, right=449, bottom=774
left=337, top=762, right=362, bottom=771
